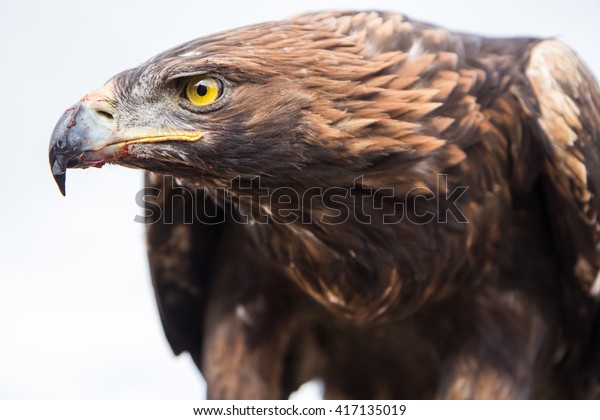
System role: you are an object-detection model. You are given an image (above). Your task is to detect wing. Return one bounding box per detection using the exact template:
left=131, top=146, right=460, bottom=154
left=514, top=39, right=600, bottom=296
left=144, top=172, right=226, bottom=359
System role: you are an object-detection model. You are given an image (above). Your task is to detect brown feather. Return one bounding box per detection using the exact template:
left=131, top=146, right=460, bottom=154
left=54, top=10, right=600, bottom=399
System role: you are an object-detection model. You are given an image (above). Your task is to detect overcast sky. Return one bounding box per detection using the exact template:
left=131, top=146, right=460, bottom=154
left=1, top=0, right=599, bottom=399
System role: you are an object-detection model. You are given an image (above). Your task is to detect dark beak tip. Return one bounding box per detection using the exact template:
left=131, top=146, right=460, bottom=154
left=49, top=145, right=68, bottom=196
left=50, top=160, right=67, bottom=196
left=53, top=172, right=67, bottom=196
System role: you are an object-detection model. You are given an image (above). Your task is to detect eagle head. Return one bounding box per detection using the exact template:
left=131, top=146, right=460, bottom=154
left=49, top=14, right=456, bottom=196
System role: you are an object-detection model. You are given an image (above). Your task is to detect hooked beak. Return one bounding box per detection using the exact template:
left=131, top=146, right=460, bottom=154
left=48, top=83, right=202, bottom=195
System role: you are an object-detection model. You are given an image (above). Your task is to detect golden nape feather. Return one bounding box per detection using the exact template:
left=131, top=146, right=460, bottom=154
left=49, top=11, right=600, bottom=399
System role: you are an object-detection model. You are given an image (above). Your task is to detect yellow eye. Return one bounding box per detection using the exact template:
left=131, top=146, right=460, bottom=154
left=185, top=76, right=223, bottom=106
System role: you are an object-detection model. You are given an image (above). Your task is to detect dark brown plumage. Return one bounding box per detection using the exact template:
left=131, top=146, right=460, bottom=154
left=49, top=11, right=600, bottom=398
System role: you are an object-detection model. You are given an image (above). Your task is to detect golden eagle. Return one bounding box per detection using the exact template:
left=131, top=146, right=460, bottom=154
left=49, top=11, right=600, bottom=398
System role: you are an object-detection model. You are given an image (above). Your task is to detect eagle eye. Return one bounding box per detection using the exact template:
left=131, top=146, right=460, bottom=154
left=184, top=76, right=224, bottom=107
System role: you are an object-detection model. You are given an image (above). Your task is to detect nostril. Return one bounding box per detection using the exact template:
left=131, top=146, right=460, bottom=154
left=97, top=110, right=114, bottom=120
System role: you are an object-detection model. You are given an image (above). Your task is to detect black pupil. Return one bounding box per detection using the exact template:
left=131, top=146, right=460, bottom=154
left=196, top=83, right=208, bottom=96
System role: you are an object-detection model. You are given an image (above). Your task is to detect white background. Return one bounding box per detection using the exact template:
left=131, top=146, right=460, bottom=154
left=0, top=0, right=599, bottom=399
